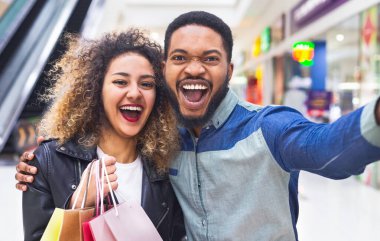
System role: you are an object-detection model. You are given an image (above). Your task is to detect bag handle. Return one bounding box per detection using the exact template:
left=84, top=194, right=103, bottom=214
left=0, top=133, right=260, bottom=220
left=71, top=160, right=95, bottom=210
left=99, top=157, right=119, bottom=216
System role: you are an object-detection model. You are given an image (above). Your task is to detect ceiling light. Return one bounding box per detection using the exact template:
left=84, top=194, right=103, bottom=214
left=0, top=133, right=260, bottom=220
left=336, top=34, right=344, bottom=42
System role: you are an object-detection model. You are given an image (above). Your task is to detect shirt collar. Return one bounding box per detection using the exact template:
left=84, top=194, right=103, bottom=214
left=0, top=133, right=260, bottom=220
left=207, top=88, right=239, bottom=129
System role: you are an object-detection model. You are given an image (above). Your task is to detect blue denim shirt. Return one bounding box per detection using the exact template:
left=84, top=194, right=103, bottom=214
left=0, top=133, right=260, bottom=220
left=169, top=89, right=380, bottom=241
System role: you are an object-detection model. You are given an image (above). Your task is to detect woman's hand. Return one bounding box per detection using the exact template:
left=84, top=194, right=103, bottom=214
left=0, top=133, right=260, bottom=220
left=70, top=155, right=118, bottom=208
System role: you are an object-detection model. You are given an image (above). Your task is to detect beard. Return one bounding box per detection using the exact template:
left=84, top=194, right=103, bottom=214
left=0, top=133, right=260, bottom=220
left=164, top=75, right=230, bottom=130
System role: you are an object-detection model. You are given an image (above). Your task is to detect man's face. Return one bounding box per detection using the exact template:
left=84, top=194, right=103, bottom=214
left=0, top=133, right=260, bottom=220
left=163, top=25, right=233, bottom=129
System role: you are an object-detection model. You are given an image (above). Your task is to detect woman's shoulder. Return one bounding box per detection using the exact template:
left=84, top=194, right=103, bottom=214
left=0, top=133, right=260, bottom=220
left=33, top=138, right=59, bottom=157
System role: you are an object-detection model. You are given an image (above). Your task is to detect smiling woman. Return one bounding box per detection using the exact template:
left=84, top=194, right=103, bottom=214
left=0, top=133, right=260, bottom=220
left=22, top=29, right=185, bottom=241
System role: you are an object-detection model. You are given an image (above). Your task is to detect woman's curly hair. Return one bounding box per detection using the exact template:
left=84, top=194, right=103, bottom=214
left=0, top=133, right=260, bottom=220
left=39, top=29, right=179, bottom=172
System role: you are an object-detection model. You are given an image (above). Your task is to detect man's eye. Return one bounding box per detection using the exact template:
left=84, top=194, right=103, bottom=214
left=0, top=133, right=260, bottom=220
left=171, top=55, right=186, bottom=62
left=203, top=56, right=219, bottom=64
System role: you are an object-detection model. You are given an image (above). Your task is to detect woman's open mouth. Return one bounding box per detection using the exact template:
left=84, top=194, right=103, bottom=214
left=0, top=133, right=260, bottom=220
left=120, top=105, right=143, bottom=122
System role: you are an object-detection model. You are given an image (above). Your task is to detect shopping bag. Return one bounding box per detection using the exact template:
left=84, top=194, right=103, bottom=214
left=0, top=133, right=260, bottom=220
left=104, top=200, right=163, bottom=241
left=89, top=157, right=163, bottom=241
left=41, top=160, right=96, bottom=241
left=41, top=207, right=94, bottom=241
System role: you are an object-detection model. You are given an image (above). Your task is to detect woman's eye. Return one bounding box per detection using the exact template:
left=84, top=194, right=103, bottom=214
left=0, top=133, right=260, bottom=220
left=140, top=82, right=156, bottom=89
left=112, top=80, right=127, bottom=86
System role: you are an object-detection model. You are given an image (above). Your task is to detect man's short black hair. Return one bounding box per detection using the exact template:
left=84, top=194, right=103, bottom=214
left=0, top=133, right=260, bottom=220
left=164, top=11, right=233, bottom=62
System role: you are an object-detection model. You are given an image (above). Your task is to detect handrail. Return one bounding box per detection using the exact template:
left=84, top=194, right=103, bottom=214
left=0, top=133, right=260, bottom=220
left=0, top=0, right=80, bottom=151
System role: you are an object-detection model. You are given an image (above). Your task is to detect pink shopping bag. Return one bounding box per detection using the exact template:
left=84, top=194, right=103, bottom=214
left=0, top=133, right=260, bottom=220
left=103, top=200, right=163, bottom=241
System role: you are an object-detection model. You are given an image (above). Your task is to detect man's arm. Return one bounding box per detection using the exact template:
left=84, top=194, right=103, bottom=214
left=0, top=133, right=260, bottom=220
left=15, top=136, right=44, bottom=191
left=260, top=98, right=380, bottom=179
left=376, top=98, right=380, bottom=125
left=15, top=152, right=37, bottom=191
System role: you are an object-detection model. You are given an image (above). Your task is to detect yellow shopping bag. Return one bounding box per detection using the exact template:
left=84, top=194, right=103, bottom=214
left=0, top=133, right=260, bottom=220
left=41, top=161, right=96, bottom=241
left=41, top=207, right=94, bottom=241
left=41, top=208, right=64, bottom=241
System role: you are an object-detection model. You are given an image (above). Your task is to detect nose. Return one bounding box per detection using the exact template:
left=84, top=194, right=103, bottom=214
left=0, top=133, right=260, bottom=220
left=125, top=82, right=142, bottom=100
left=184, top=57, right=206, bottom=76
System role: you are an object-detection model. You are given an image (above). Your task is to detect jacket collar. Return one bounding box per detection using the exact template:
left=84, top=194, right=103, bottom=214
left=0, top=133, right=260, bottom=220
left=55, top=140, right=97, bottom=162
left=56, top=139, right=168, bottom=182
left=141, top=156, right=169, bottom=182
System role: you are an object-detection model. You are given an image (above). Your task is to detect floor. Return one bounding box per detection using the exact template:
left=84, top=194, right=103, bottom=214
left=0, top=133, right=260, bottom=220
left=1, top=157, right=380, bottom=241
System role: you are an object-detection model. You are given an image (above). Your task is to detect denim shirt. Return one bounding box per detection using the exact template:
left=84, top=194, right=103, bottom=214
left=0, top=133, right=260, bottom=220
left=169, top=89, right=380, bottom=241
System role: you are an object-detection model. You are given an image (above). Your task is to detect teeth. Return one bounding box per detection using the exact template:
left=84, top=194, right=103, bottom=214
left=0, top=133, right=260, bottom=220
left=120, top=106, right=142, bottom=111
left=183, top=84, right=207, bottom=90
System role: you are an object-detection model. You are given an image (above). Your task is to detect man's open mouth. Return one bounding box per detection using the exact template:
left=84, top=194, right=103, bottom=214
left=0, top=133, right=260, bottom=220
left=120, top=105, right=143, bottom=122
left=178, top=80, right=210, bottom=109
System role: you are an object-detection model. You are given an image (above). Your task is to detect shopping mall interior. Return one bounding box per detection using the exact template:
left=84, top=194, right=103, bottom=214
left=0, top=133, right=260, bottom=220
left=1, top=0, right=380, bottom=240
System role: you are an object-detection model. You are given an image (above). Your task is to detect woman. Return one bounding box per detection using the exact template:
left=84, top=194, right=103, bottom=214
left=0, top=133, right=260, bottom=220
left=22, top=29, right=185, bottom=241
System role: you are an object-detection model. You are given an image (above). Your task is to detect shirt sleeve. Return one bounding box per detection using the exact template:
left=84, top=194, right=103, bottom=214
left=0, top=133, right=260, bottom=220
left=260, top=97, right=380, bottom=179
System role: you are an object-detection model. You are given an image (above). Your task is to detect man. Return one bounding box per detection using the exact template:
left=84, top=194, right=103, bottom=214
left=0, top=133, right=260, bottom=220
left=16, top=11, right=380, bottom=241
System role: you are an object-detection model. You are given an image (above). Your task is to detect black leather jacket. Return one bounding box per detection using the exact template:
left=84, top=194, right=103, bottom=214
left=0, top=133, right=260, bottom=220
left=22, top=140, right=185, bottom=241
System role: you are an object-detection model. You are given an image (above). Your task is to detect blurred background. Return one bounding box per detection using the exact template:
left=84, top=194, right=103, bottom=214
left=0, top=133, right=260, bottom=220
left=1, top=0, right=380, bottom=240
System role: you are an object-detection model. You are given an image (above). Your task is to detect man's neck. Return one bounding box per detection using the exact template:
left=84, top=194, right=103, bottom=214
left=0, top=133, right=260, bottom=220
left=193, top=127, right=202, bottom=138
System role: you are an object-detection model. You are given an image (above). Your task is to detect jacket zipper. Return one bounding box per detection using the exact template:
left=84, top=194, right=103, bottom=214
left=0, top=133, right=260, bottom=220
left=155, top=207, right=169, bottom=229
left=77, top=160, right=82, bottom=183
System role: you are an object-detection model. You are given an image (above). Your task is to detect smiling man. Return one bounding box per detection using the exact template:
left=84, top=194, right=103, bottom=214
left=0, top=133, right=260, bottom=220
left=15, top=11, right=380, bottom=241
left=160, top=11, right=380, bottom=241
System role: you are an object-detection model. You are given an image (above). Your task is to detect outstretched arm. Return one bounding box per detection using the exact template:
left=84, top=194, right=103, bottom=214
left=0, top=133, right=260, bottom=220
left=376, top=98, right=380, bottom=125
left=261, top=97, right=380, bottom=179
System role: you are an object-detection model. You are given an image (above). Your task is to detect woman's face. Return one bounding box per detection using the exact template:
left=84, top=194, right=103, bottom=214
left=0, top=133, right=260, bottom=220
left=102, top=53, right=156, bottom=140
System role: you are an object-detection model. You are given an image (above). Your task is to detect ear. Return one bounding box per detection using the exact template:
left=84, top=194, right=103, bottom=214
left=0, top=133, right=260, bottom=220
left=227, top=63, right=234, bottom=80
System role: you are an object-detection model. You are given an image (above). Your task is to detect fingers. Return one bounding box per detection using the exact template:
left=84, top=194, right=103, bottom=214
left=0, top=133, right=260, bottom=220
left=20, top=152, right=34, bottom=162
left=15, top=172, right=34, bottom=183
left=103, top=155, right=116, bottom=166
left=36, top=136, right=45, bottom=145
left=15, top=183, right=28, bottom=191
left=104, top=165, right=116, bottom=176
left=103, top=181, right=118, bottom=193
left=16, top=161, right=37, bottom=174
left=106, top=173, right=117, bottom=183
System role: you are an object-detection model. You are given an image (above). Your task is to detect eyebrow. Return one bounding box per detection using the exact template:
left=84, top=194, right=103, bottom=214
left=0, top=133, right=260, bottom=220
left=112, top=72, right=155, bottom=79
left=169, top=49, right=222, bottom=56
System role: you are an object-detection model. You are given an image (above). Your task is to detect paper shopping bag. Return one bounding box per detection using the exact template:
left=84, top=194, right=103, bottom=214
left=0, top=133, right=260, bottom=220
left=41, top=208, right=65, bottom=241
left=41, top=207, right=94, bottom=241
left=103, top=200, right=163, bottom=241
left=89, top=214, right=116, bottom=241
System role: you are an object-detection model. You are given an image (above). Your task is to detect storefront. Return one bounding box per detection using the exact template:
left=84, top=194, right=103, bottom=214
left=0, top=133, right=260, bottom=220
left=246, top=0, right=380, bottom=188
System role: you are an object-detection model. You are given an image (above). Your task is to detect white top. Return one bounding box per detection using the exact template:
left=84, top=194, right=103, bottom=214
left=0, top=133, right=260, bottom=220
left=97, top=146, right=143, bottom=204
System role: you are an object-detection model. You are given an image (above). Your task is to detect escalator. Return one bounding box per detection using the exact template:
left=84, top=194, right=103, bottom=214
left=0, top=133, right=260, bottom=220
left=0, top=0, right=95, bottom=153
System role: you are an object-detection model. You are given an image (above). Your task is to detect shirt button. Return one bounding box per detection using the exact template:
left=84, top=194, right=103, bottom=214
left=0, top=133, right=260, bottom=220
left=71, top=184, right=77, bottom=190
left=60, top=147, right=66, bottom=151
left=202, top=219, right=206, bottom=226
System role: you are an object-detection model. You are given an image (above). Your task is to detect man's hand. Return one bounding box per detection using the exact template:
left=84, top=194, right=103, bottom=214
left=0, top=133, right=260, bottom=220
left=15, top=136, right=44, bottom=191
left=15, top=152, right=37, bottom=191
